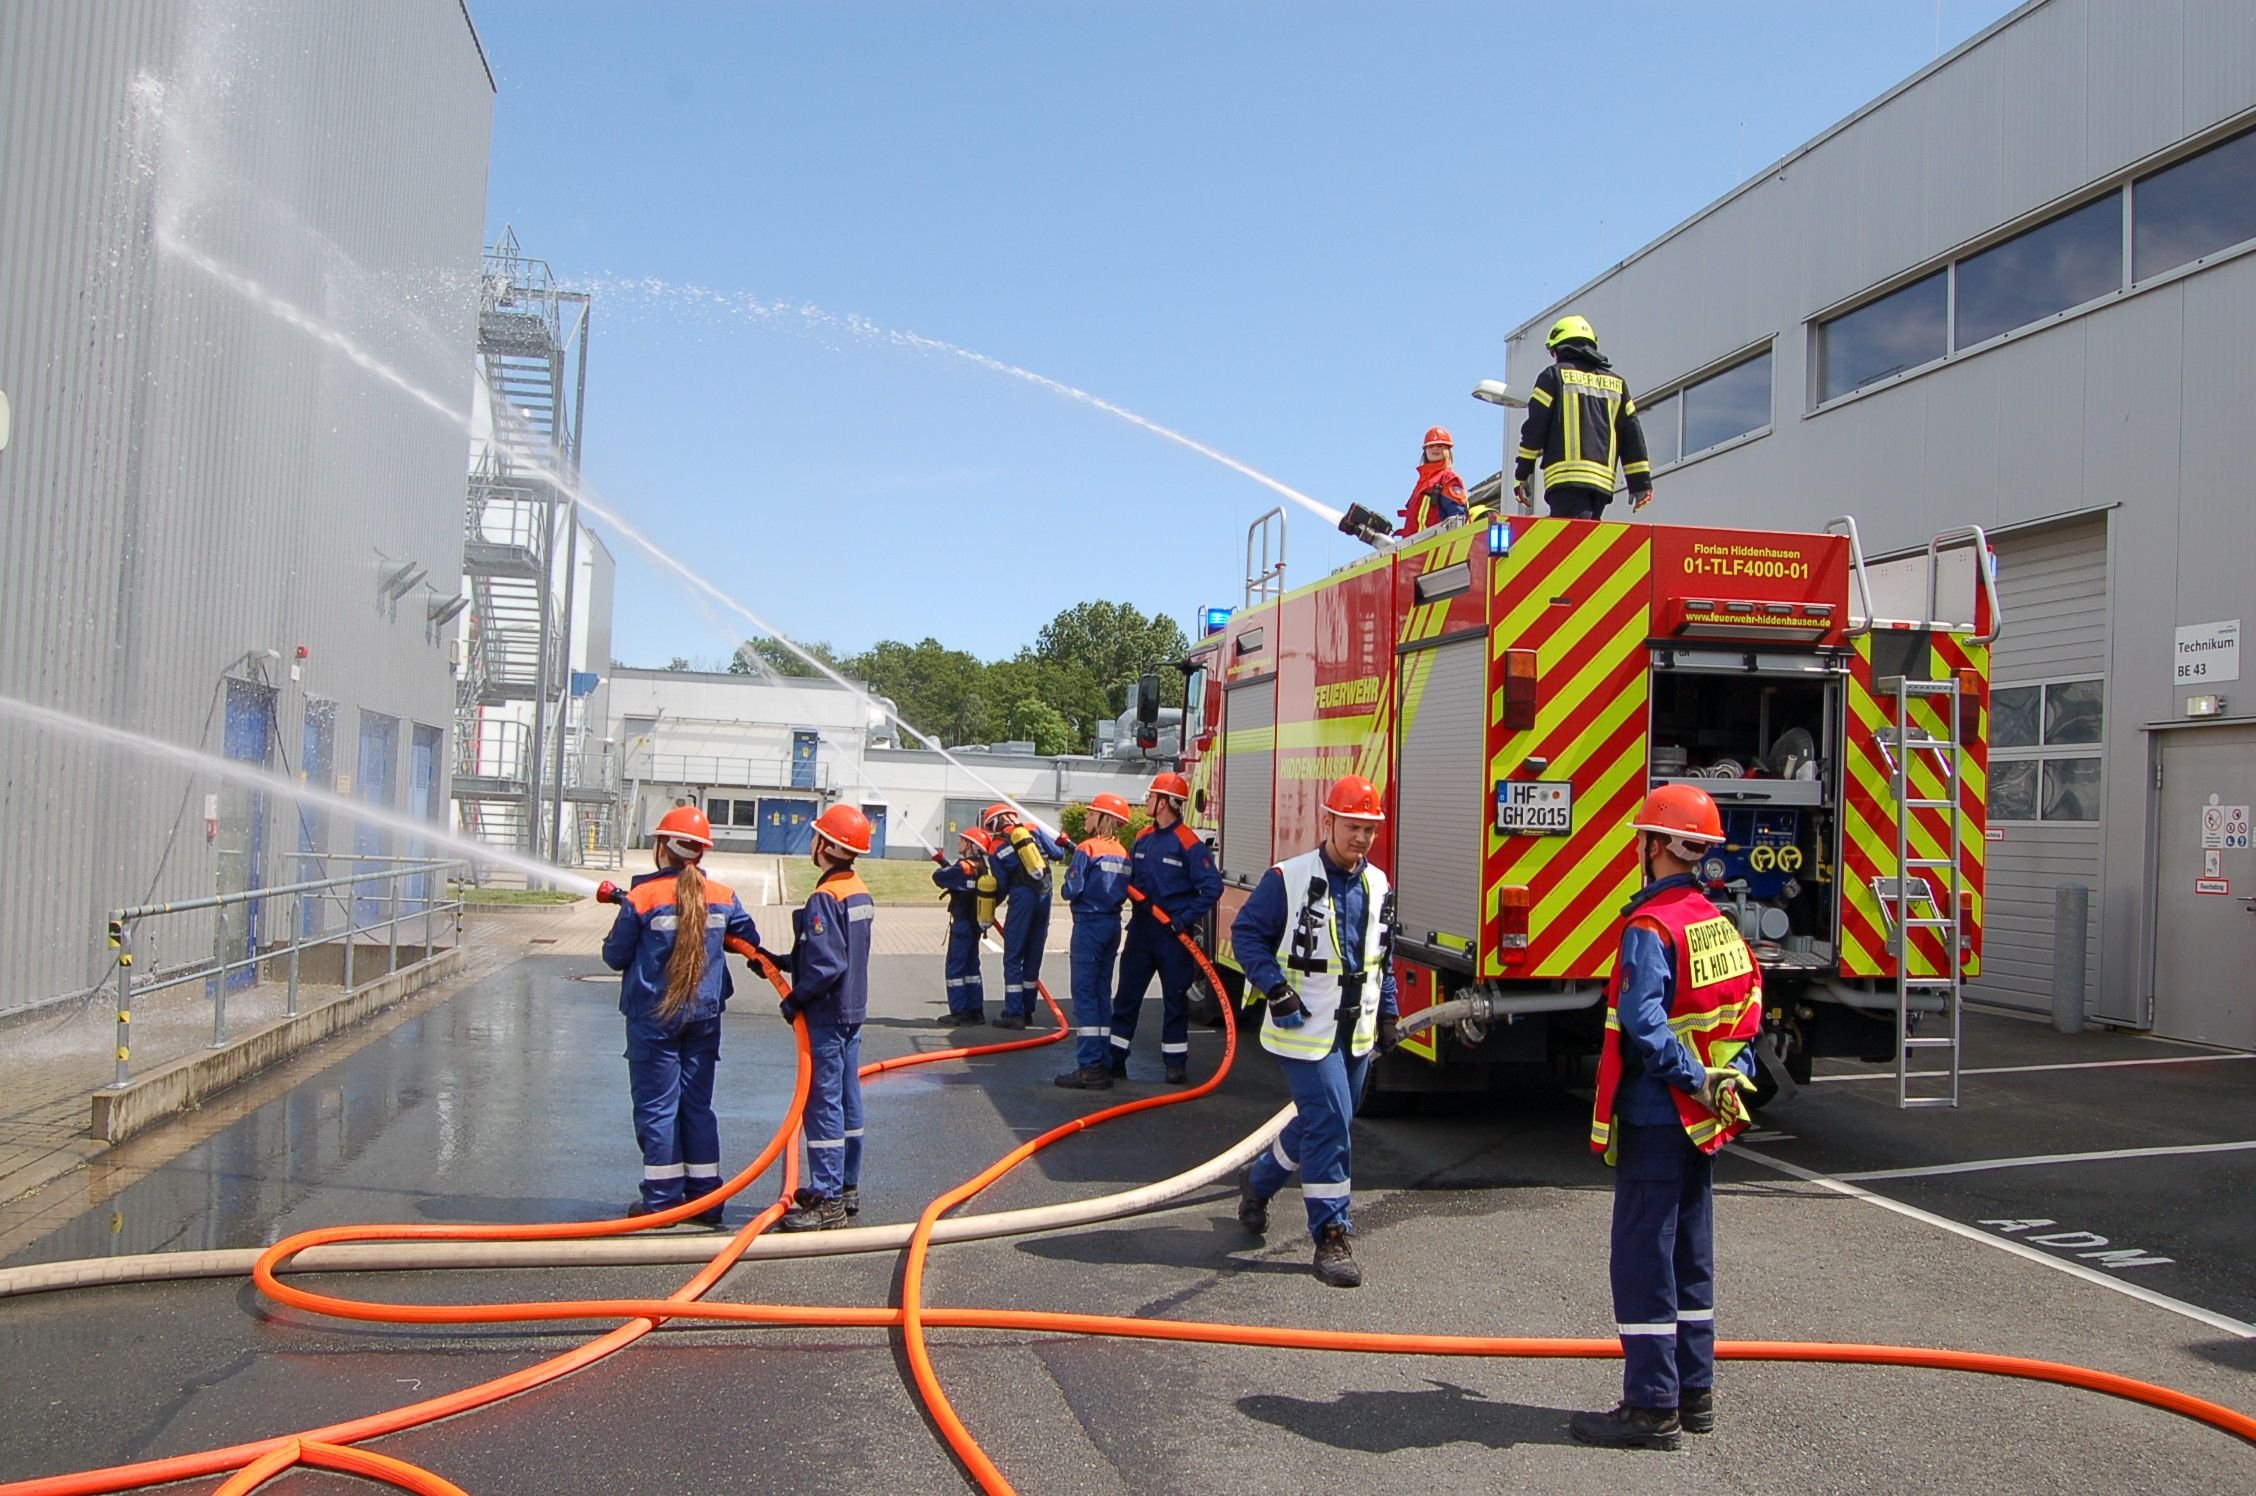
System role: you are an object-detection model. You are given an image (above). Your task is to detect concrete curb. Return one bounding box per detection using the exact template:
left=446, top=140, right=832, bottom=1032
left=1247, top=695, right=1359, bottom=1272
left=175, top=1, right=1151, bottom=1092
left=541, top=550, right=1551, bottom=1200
left=88, top=946, right=466, bottom=1145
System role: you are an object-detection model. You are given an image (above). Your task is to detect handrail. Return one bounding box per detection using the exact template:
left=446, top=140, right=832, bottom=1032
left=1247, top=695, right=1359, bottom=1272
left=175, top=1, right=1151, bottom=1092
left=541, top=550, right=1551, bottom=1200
left=1825, top=515, right=1875, bottom=639
left=1926, top=525, right=2002, bottom=645
left=1243, top=506, right=1287, bottom=610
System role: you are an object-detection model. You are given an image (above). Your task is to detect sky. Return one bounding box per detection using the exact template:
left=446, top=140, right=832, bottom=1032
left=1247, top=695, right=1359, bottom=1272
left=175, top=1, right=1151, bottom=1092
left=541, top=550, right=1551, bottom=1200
left=468, top=0, right=2024, bottom=674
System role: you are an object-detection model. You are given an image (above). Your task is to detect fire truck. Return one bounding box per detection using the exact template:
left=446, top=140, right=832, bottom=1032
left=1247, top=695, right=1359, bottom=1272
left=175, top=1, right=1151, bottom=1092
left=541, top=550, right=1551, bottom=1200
left=1159, top=507, right=2001, bottom=1111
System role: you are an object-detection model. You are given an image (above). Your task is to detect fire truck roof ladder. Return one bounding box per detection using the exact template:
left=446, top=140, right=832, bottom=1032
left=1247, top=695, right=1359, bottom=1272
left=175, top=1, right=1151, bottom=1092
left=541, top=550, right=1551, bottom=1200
left=1874, top=672, right=1966, bottom=1109
left=1244, top=507, right=1287, bottom=610
left=1824, top=515, right=1877, bottom=637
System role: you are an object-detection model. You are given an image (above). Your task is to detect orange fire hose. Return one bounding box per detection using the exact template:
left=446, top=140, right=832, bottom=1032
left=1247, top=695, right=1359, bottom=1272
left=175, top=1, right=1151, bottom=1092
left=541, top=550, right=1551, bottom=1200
left=6, top=912, right=2252, bottom=1495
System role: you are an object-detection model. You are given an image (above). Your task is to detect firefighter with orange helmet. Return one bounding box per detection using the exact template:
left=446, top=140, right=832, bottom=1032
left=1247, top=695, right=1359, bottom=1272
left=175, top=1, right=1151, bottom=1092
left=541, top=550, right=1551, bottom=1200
left=1400, top=425, right=1471, bottom=533
left=777, top=803, right=878, bottom=1232
left=598, top=805, right=766, bottom=1225
left=931, top=826, right=998, bottom=1027
left=1570, top=782, right=1762, bottom=1448
left=982, top=802, right=1067, bottom=1030
left=1227, top=774, right=1398, bottom=1288
left=1106, top=771, right=1222, bottom=1083
left=1055, top=792, right=1136, bottom=1089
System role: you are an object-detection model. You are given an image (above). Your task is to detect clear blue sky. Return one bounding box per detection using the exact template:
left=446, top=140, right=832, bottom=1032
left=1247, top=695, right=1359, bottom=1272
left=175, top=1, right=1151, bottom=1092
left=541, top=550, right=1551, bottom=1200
left=469, top=0, right=2021, bottom=673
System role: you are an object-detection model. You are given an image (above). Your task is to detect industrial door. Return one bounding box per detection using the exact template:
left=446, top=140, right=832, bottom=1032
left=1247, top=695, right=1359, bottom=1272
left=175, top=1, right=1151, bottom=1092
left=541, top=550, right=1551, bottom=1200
left=791, top=730, right=819, bottom=789
left=299, top=700, right=336, bottom=936
left=410, top=725, right=443, bottom=915
left=215, top=681, right=274, bottom=993
left=2151, top=723, right=2256, bottom=1050
left=861, top=803, right=889, bottom=858
left=757, top=797, right=817, bottom=855
left=355, top=712, right=399, bottom=928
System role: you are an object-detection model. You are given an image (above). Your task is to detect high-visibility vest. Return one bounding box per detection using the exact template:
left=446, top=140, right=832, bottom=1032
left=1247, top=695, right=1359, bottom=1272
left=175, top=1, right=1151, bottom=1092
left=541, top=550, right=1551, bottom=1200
left=1260, top=849, right=1389, bottom=1062
left=1590, top=882, right=1763, bottom=1158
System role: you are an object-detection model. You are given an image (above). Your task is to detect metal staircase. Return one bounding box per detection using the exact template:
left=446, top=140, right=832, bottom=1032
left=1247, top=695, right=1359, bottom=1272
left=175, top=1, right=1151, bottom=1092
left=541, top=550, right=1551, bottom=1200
left=451, top=229, right=610, bottom=876
left=1873, top=672, right=1967, bottom=1109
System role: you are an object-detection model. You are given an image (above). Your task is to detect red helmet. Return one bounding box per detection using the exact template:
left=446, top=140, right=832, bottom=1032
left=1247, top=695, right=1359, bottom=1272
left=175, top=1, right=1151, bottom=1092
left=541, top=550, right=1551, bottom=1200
left=654, top=805, right=713, bottom=857
left=812, top=804, right=873, bottom=856
left=1087, top=792, right=1134, bottom=825
left=1632, top=783, right=1725, bottom=846
left=1323, top=775, right=1385, bottom=822
left=958, top=827, right=995, bottom=854
left=1422, top=426, right=1454, bottom=450
left=1147, top=772, right=1190, bottom=804
left=981, top=802, right=1017, bottom=831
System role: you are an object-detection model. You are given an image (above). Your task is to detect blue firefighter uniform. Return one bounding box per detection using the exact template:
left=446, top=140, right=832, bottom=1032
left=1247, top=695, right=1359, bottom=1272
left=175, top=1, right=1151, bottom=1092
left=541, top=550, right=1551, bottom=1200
left=1232, top=849, right=1398, bottom=1240
left=931, top=852, right=992, bottom=1020
left=601, top=868, right=764, bottom=1213
left=787, top=867, right=875, bottom=1201
left=1061, top=832, right=1132, bottom=1071
left=1107, top=820, right=1222, bottom=1075
left=990, top=822, right=1065, bottom=1021
left=1598, top=873, right=1760, bottom=1416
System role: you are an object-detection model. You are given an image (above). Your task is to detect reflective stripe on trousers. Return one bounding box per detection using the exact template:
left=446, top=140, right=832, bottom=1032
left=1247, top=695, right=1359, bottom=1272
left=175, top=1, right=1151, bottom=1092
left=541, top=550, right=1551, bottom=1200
left=1070, top=916, right=1123, bottom=1070
left=625, top=1016, right=722, bottom=1212
left=1609, top=1121, right=1717, bottom=1409
left=944, top=922, right=986, bottom=1013
left=1001, top=893, right=1049, bottom=1018
left=1244, top=1028, right=1371, bottom=1242
left=1108, top=915, right=1198, bottom=1055
left=802, top=1021, right=865, bottom=1199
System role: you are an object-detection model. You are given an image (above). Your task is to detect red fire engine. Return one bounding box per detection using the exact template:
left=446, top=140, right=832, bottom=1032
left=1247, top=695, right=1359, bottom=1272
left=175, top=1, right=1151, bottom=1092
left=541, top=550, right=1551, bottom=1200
left=1160, top=508, right=2000, bottom=1110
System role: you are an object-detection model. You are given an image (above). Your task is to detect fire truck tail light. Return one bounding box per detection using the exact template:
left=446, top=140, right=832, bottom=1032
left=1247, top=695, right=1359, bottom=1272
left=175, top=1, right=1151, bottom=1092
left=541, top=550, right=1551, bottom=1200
left=1956, top=666, right=1982, bottom=738
left=1503, top=649, right=1538, bottom=731
left=1498, top=885, right=1532, bottom=963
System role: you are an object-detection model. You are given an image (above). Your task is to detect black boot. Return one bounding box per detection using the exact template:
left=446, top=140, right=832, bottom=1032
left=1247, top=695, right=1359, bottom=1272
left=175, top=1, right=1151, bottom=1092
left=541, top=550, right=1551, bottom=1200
left=1106, top=1052, right=1129, bottom=1078
left=687, top=1193, right=725, bottom=1228
left=1679, top=1387, right=1714, bottom=1434
left=1053, top=1066, right=1114, bottom=1090
left=1164, top=1064, right=1188, bottom=1085
left=779, top=1192, right=848, bottom=1232
left=1312, top=1225, right=1361, bottom=1288
left=841, top=1186, right=861, bottom=1218
left=991, top=1012, right=1028, bottom=1031
left=1568, top=1403, right=1683, bottom=1451
left=1236, top=1171, right=1269, bottom=1236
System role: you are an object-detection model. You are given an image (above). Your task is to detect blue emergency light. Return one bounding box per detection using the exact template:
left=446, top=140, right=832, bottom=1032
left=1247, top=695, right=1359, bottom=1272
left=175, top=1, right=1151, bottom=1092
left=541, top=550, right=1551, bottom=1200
left=1488, top=517, right=1510, bottom=557
left=1202, top=606, right=1233, bottom=636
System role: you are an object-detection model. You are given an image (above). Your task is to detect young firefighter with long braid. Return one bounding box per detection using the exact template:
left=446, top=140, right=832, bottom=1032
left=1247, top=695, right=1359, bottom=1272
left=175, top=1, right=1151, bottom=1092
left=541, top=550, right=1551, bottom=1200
left=983, top=803, right=1066, bottom=1030
left=1107, top=772, right=1222, bottom=1084
left=1570, top=783, right=1762, bottom=1450
left=930, top=826, right=998, bottom=1027
left=1227, top=775, right=1400, bottom=1288
left=1053, top=792, right=1134, bottom=1091
left=598, top=806, right=766, bottom=1226
left=777, top=804, right=878, bottom=1233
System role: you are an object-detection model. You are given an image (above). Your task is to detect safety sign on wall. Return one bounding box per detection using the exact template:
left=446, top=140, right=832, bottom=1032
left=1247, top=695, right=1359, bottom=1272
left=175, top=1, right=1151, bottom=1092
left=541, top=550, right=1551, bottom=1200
left=2173, top=618, right=2240, bottom=685
left=2201, top=799, right=2252, bottom=850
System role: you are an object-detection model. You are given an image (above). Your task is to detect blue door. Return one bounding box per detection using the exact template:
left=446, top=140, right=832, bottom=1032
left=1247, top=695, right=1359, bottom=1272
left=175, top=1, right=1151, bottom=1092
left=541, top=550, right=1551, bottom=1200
left=791, top=730, right=819, bottom=790
left=410, top=725, right=443, bottom=915
left=756, top=797, right=817, bottom=855
left=861, top=803, right=888, bottom=859
left=216, top=681, right=274, bottom=993
left=355, top=712, right=398, bottom=928
left=299, top=700, right=336, bottom=936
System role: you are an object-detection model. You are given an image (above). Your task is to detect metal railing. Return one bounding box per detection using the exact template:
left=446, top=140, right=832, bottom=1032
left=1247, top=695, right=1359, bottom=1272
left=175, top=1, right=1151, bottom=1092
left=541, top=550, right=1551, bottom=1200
left=103, top=857, right=463, bottom=1089
left=638, top=754, right=830, bottom=792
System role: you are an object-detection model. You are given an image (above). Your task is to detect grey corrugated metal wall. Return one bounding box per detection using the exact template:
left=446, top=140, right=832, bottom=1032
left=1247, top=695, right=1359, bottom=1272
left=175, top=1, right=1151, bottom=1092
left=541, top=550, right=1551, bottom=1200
left=0, top=0, right=494, bottom=1011
left=1504, top=0, right=2254, bottom=1025
left=1217, top=679, right=1276, bottom=884
left=1969, top=516, right=2110, bottom=1015
left=1393, top=638, right=1487, bottom=952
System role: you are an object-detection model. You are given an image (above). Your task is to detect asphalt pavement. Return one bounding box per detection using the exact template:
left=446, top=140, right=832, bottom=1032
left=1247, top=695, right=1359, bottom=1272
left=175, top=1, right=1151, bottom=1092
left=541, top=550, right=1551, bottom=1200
left=2, top=948, right=2251, bottom=1494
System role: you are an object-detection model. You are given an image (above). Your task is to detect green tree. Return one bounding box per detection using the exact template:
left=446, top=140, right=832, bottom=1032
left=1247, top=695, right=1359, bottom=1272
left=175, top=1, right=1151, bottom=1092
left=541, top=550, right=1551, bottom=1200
left=848, top=637, right=989, bottom=745
left=730, top=637, right=844, bottom=678
left=1029, top=601, right=1191, bottom=746
left=664, top=657, right=690, bottom=672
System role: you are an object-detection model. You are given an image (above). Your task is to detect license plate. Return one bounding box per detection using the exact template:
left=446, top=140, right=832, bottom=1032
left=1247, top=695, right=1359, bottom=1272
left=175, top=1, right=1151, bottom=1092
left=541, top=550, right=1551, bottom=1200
left=1496, top=779, right=1573, bottom=835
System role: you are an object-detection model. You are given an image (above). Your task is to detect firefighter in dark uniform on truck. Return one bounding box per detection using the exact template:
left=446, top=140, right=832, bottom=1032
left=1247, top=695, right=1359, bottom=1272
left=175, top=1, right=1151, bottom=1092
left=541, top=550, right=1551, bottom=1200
left=1570, top=782, right=1762, bottom=1450
left=1514, top=314, right=1655, bottom=520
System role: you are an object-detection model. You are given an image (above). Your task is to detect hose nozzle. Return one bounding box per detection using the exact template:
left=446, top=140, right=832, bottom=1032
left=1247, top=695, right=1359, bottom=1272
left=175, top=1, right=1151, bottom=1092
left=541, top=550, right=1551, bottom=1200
left=595, top=880, right=620, bottom=905
left=1338, top=503, right=1397, bottom=551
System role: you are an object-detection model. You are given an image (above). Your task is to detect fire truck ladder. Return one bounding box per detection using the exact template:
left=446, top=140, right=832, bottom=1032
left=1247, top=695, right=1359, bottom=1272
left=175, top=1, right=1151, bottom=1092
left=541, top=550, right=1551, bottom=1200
left=1876, top=672, right=1966, bottom=1109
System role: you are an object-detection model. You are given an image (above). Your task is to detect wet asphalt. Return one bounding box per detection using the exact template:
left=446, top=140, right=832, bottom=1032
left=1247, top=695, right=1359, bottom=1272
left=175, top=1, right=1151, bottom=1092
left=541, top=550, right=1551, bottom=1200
left=2, top=951, right=2252, bottom=1494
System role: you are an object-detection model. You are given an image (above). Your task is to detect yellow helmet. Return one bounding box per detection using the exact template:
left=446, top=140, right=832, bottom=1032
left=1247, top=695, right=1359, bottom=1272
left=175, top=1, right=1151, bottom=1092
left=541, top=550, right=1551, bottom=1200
left=1546, top=314, right=1598, bottom=351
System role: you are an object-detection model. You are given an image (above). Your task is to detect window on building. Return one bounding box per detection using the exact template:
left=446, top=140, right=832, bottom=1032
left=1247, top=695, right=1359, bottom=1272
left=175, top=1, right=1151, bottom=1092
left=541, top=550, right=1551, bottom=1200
left=1680, top=349, right=1773, bottom=456
left=1817, top=270, right=1946, bottom=401
left=2134, top=126, right=2256, bottom=282
left=1990, top=679, right=2103, bottom=823
left=1954, top=194, right=2122, bottom=348
left=708, top=801, right=732, bottom=826
left=1637, top=391, right=1680, bottom=468
left=734, top=799, right=760, bottom=826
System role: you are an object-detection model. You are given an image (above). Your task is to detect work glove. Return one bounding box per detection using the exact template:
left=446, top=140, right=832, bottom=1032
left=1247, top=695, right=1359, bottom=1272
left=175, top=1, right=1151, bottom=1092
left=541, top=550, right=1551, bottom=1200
left=1265, top=984, right=1308, bottom=1030
left=1513, top=481, right=1533, bottom=512
left=930, top=848, right=948, bottom=865
left=1698, top=1065, right=1748, bottom=1120
left=1631, top=487, right=1656, bottom=513
left=778, top=995, right=807, bottom=1023
left=1376, top=1015, right=1403, bottom=1055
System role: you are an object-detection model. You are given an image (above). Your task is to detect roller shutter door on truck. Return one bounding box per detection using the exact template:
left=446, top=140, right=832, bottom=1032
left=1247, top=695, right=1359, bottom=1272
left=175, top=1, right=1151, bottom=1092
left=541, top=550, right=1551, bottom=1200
left=1967, top=514, right=2110, bottom=1018
left=1219, top=678, right=1277, bottom=885
left=1394, top=636, right=1487, bottom=959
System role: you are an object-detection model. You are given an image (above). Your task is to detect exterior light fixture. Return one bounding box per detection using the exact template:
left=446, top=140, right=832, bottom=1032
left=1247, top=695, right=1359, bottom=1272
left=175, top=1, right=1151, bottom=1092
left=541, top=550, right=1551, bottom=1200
left=428, top=594, right=471, bottom=626
left=1471, top=379, right=1528, bottom=409
left=379, top=561, right=428, bottom=599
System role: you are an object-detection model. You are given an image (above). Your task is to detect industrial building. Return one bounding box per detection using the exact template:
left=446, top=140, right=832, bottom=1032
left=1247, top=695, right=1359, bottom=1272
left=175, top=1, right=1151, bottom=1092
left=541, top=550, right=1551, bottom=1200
left=609, top=668, right=1155, bottom=857
left=1498, top=0, right=2254, bottom=1046
left=0, top=2, right=495, bottom=1011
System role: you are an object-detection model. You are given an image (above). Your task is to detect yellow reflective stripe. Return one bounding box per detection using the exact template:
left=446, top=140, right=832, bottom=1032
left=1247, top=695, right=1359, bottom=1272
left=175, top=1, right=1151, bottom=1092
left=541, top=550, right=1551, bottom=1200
left=1669, top=993, right=1759, bottom=1038
left=1623, top=460, right=1652, bottom=477
left=1562, top=390, right=1582, bottom=466
left=1542, top=459, right=1615, bottom=488
left=1528, top=387, right=1553, bottom=407
left=1622, top=396, right=1638, bottom=417
left=1222, top=724, right=1276, bottom=754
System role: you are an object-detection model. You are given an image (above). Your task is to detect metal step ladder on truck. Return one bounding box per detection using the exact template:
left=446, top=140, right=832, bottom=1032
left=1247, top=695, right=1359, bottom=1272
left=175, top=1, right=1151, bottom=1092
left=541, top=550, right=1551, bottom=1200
left=1156, top=506, right=2002, bottom=1111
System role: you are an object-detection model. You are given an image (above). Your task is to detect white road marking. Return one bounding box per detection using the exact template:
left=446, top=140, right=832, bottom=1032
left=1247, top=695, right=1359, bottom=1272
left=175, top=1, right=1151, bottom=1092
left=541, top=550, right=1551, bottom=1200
left=1732, top=1147, right=2256, bottom=1340
left=1811, top=1052, right=2256, bottom=1083
left=1834, top=1139, right=2256, bottom=1182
